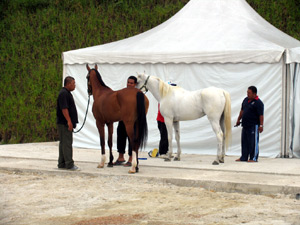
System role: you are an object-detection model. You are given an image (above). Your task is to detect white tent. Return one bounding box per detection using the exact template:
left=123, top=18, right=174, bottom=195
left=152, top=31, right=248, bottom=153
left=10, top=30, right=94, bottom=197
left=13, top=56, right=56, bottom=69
left=62, top=0, right=300, bottom=158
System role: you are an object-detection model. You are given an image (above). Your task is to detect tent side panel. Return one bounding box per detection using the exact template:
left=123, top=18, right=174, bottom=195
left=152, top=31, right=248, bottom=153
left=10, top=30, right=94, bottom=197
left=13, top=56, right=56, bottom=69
left=290, top=63, right=300, bottom=157
left=65, top=63, right=282, bottom=157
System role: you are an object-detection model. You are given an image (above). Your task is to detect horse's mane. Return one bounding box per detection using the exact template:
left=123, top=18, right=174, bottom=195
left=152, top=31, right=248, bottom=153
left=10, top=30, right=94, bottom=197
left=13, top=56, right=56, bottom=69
left=157, top=77, right=176, bottom=98
left=93, top=69, right=109, bottom=88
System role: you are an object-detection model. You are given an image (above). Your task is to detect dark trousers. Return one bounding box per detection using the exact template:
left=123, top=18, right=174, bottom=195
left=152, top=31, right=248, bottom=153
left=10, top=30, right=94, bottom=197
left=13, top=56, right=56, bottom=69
left=241, top=125, right=259, bottom=161
left=117, top=121, right=132, bottom=156
left=57, top=124, right=74, bottom=169
left=157, top=121, right=168, bottom=155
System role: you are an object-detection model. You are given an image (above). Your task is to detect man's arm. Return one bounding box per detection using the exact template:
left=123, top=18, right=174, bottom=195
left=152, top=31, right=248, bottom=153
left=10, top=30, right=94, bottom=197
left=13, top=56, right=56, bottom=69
left=62, top=108, right=73, bottom=131
left=259, top=115, right=264, bottom=133
left=235, top=110, right=243, bottom=126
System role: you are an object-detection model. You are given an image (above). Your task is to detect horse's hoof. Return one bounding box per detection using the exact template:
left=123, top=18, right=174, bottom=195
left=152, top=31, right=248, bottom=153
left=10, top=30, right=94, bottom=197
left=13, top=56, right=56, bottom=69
left=212, top=161, right=219, bottom=165
left=164, top=158, right=171, bottom=162
left=219, top=160, right=224, bottom=163
left=97, top=164, right=104, bottom=168
left=128, top=169, right=136, bottom=174
left=174, top=157, right=180, bottom=161
left=107, top=163, right=113, bottom=167
left=136, top=167, right=139, bottom=173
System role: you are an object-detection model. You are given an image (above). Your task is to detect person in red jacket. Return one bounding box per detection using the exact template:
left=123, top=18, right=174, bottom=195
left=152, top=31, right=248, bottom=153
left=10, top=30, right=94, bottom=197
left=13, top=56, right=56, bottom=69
left=156, top=103, right=169, bottom=157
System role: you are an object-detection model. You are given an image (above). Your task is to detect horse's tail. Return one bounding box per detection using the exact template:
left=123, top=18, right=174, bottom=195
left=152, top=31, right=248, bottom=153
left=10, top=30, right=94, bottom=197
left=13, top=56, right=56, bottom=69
left=135, top=92, right=148, bottom=149
left=223, top=90, right=232, bottom=151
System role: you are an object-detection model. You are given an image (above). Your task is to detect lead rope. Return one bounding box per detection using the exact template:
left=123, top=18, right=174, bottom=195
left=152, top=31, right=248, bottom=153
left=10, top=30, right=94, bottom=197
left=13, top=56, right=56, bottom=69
left=139, top=75, right=150, bottom=93
left=73, top=94, right=90, bottom=133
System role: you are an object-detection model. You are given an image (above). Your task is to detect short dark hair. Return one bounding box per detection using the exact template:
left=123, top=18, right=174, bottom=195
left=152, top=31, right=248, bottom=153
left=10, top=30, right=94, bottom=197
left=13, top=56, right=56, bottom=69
left=128, top=76, right=137, bottom=84
left=64, top=76, right=75, bottom=86
left=248, top=86, right=257, bottom=94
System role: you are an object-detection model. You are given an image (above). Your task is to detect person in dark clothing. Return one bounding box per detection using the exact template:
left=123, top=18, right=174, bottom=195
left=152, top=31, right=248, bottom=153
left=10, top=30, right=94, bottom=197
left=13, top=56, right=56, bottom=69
left=56, top=76, right=79, bottom=170
left=113, top=76, right=137, bottom=167
left=235, top=86, right=264, bottom=162
left=157, top=104, right=169, bottom=156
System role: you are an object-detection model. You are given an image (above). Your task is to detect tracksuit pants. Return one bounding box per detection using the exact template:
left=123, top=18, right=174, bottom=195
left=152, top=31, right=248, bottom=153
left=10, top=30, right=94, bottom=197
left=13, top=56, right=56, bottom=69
left=241, top=125, right=259, bottom=162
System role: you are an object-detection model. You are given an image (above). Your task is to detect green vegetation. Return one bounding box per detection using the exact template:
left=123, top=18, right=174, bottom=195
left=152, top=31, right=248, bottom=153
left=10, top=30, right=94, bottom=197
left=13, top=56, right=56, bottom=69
left=1, top=0, right=299, bottom=144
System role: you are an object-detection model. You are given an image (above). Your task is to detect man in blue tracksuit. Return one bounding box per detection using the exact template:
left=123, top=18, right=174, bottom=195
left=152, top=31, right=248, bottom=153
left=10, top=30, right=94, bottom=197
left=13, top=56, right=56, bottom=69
left=235, top=86, right=264, bottom=162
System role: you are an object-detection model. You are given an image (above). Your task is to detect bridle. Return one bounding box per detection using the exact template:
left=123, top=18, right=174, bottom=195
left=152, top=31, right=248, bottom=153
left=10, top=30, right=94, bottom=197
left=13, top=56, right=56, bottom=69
left=86, top=72, right=92, bottom=96
left=139, top=75, right=150, bottom=93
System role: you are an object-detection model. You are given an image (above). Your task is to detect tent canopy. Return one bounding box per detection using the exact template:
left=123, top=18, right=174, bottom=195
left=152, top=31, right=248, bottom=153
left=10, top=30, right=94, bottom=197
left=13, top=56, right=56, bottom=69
left=63, top=0, right=300, bottom=65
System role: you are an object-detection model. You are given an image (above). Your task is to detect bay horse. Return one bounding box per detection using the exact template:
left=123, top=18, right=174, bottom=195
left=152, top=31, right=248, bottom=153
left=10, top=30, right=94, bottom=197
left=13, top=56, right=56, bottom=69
left=86, top=65, right=149, bottom=173
left=136, top=73, right=231, bottom=165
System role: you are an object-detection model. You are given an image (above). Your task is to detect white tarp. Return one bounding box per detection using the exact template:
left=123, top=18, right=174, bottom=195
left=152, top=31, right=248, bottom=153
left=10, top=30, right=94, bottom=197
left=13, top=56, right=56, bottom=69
left=290, top=63, right=300, bottom=157
left=62, top=0, right=300, bottom=157
left=66, top=62, right=282, bottom=157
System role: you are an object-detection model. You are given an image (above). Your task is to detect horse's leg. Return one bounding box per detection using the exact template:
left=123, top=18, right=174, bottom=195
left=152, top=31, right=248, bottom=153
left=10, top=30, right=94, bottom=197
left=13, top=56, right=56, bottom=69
left=123, top=122, right=138, bottom=173
left=129, top=149, right=139, bottom=174
left=128, top=141, right=139, bottom=173
left=107, top=123, right=114, bottom=167
left=220, top=115, right=226, bottom=163
left=164, top=118, right=173, bottom=162
left=173, top=121, right=181, bottom=161
left=209, top=118, right=223, bottom=165
left=96, top=122, right=106, bottom=168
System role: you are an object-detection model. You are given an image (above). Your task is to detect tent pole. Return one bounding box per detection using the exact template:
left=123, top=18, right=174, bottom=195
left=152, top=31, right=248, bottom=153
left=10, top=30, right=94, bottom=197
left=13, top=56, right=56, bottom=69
left=281, top=56, right=286, bottom=158
left=281, top=53, right=290, bottom=158
left=285, top=63, right=291, bottom=157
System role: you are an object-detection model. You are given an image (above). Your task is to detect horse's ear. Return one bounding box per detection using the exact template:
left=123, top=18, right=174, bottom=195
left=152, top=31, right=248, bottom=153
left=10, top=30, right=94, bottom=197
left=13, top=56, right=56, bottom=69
left=95, top=64, right=98, bottom=70
left=86, top=64, right=90, bottom=71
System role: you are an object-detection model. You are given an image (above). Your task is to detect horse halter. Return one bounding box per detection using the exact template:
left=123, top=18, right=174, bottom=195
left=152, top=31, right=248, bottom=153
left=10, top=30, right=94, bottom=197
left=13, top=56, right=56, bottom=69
left=86, top=72, right=92, bottom=96
left=139, top=75, right=150, bottom=93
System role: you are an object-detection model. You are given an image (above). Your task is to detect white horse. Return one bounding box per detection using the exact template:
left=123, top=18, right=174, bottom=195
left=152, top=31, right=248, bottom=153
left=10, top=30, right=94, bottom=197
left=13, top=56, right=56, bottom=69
left=136, top=74, right=232, bottom=165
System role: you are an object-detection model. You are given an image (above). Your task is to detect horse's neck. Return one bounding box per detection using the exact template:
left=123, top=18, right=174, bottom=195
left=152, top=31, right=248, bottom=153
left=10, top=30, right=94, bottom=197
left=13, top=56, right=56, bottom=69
left=148, top=77, right=162, bottom=102
left=91, top=74, right=111, bottom=96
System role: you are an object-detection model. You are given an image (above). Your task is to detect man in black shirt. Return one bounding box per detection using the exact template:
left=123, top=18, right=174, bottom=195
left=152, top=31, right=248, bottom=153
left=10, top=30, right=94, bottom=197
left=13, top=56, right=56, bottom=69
left=56, top=76, right=79, bottom=170
left=235, top=86, right=264, bottom=162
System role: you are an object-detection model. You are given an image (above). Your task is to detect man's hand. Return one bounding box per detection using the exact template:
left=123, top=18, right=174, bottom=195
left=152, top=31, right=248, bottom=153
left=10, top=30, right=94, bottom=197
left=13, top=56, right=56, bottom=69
left=62, top=109, right=73, bottom=131
left=235, top=120, right=241, bottom=127
left=67, top=121, right=73, bottom=131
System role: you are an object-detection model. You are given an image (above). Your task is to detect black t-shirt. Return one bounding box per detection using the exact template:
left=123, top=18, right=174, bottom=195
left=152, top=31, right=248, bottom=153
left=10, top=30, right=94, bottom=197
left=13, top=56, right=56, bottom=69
left=56, top=87, right=78, bottom=128
left=241, top=97, right=264, bottom=128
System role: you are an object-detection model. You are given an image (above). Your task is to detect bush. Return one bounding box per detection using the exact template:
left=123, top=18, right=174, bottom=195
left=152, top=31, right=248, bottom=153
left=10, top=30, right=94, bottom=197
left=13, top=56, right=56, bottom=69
left=0, top=0, right=299, bottom=144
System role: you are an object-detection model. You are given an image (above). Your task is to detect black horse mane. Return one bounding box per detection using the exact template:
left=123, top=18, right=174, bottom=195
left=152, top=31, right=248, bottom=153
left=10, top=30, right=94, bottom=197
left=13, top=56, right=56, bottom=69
left=92, top=69, right=109, bottom=88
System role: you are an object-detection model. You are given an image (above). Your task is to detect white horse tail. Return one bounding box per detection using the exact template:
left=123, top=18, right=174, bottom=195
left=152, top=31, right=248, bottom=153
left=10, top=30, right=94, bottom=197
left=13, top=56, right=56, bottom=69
left=223, top=90, right=232, bottom=151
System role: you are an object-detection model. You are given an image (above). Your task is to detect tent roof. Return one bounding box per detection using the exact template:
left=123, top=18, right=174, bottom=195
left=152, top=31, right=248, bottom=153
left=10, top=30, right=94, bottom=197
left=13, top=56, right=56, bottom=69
left=63, top=0, right=300, bottom=64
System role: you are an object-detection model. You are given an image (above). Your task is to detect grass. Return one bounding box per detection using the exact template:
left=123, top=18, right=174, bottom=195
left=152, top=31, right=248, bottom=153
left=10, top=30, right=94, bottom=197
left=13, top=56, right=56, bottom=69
left=0, top=0, right=299, bottom=144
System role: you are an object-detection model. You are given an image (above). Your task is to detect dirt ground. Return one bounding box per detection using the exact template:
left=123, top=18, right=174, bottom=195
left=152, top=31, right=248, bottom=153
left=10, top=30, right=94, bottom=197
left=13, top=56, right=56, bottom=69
left=1, top=169, right=300, bottom=225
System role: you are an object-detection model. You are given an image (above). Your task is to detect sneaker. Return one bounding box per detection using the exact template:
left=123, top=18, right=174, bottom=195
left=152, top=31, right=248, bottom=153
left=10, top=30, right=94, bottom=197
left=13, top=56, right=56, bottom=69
left=158, top=154, right=168, bottom=159
left=68, top=165, right=80, bottom=171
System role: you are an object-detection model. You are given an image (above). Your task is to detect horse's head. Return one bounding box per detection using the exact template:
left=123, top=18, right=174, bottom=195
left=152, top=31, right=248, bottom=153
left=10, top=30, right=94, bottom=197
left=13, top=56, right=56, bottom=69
left=136, top=73, right=150, bottom=93
left=86, top=64, right=110, bottom=94
left=86, top=64, right=99, bottom=95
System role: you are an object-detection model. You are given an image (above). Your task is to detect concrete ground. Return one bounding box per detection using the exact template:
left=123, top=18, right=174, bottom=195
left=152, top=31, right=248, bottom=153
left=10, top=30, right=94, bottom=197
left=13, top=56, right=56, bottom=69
left=0, top=142, right=300, bottom=197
